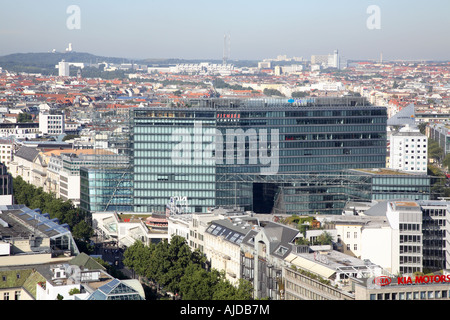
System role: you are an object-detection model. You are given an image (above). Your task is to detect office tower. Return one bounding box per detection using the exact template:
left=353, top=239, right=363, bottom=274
left=130, top=97, right=387, bottom=215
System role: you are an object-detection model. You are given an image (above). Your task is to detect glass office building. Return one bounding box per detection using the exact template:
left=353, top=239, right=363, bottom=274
left=131, top=97, right=388, bottom=214
left=345, top=168, right=431, bottom=202
left=80, top=167, right=133, bottom=213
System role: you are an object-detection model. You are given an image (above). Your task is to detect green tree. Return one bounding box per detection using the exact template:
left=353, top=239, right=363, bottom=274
left=291, top=91, right=308, bottom=98
left=263, top=88, right=284, bottom=97
left=443, top=153, right=450, bottom=172
left=314, top=231, right=333, bottom=245
left=72, top=220, right=94, bottom=242
left=428, top=140, right=444, bottom=163
left=123, top=241, right=155, bottom=278
left=69, top=288, right=80, bottom=295
left=12, top=176, right=93, bottom=252
left=18, top=113, right=33, bottom=123
left=163, top=235, right=194, bottom=293
left=179, top=264, right=221, bottom=300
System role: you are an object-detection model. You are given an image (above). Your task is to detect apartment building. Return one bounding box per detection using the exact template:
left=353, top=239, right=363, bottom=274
left=321, top=199, right=450, bottom=275
left=168, top=207, right=254, bottom=253
left=0, top=122, right=39, bottom=139
left=389, top=124, right=428, bottom=173
left=240, top=221, right=301, bottom=300
left=0, top=139, right=13, bottom=169
left=167, top=207, right=392, bottom=300
left=39, top=112, right=65, bottom=135
left=10, top=146, right=46, bottom=187
left=427, top=122, right=450, bottom=155
left=203, top=216, right=258, bottom=285
left=284, top=248, right=384, bottom=300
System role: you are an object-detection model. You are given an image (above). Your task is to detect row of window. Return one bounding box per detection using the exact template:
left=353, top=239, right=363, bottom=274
left=2, top=291, right=21, bottom=300
left=399, top=256, right=421, bottom=264
left=133, top=189, right=215, bottom=199
left=133, top=124, right=385, bottom=134
left=372, top=177, right=430, bottom=186
left=370, top=290, right=448, bottom=300
left=400, top=224, right=421, bottom=232
left=400, top=245, right=421, bottom=254
left=400, top=235, right=422, bottom=243
left=134, top=173, right=215, bottom=182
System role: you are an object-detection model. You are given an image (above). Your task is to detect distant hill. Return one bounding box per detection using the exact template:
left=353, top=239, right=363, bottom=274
left=0, top=51, right=139, bottom=75
left=0, top=51, right=258, bottom=75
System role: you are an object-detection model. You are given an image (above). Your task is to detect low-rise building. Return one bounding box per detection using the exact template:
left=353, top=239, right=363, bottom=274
left=91, top=211, right=168, bottom=248
left=0, top=253, right=145, bottom=300
left=0, top=205, right=79, bottom=267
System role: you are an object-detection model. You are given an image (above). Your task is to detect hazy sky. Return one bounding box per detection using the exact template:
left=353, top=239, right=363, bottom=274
left=1, top=0, right=450, bottom=61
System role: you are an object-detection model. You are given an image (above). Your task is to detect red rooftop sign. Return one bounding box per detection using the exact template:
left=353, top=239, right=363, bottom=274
left=373, top=275, right=450, bottom=287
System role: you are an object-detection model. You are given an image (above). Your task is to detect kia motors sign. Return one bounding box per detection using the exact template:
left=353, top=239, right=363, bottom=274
left=368, top=274, right=450, bottom=289
left=373, top=276, right=392, bottom=287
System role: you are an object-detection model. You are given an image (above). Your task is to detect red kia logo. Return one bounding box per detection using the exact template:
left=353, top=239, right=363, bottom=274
left=373, top=276, right=392, bottom=286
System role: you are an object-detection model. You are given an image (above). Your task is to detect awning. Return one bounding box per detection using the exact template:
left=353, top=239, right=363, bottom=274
left=285, top=253, right=336, bottom=279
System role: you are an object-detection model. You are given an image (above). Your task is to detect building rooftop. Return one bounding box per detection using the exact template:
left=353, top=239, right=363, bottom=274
left=205, top=216, right=258, bottom=246
left=0, top=205, right=71, bottom=240
left=14, top=146, right=40, bottom=162
left=286, top=248, right=383, bottom=280
left=350, top=168, right=417, bottom=176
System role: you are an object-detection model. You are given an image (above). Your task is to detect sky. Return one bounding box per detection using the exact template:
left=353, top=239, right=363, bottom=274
left=1, top=0, right=450, bottom=61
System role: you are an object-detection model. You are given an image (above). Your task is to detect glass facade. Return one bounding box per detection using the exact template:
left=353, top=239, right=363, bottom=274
left=130, top=97, right=388, bottom=214
left=80, top=167, right=133, bottom=213
left=346, top=169, right=431, bottom=202
left=132, top=109, right=216, bottom=213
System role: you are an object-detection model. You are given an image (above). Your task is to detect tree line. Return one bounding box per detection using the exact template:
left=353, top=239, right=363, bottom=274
left=123, top=235, right=254, bottom=300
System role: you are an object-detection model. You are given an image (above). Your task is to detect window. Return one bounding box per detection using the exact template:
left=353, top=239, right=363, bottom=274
left=3, top=292, right=9, bottom=300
